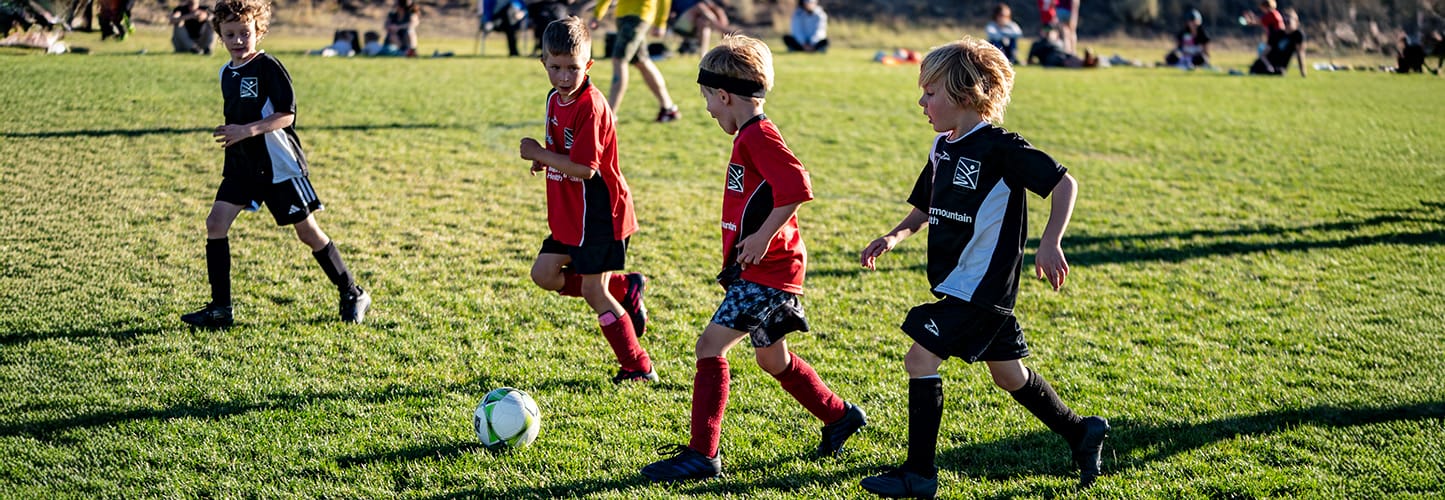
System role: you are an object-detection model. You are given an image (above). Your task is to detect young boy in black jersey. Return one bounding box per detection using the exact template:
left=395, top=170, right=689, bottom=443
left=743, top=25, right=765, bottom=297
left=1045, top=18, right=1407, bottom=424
left=858, top=37, right=1108, bottom=498
left=640, top=34, right=865, bottom=483
left=519, top=17, right=657, bottom=384
left=181, top=0, right=370, bottom=328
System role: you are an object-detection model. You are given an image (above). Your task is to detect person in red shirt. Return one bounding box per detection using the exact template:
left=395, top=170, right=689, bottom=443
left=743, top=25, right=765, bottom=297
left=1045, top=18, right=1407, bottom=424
left=519, top=16, right=657, bottom=384
left=1241, top=0, right=1285, bottom=50
left=640, top=34, right=866, bottom=483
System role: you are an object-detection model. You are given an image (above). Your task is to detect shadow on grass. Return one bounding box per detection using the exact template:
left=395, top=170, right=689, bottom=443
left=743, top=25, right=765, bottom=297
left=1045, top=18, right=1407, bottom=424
left=1, top=122, right=467, bottom=139
left=0, top=320, right=165, bottom=347
left=0, top=383, right=465, bottom=440
left=932, top=399, right=1444, bottom=496
left=337, top=441, right=484, bottom=468
left=809, top=201, right=1445, bottom=278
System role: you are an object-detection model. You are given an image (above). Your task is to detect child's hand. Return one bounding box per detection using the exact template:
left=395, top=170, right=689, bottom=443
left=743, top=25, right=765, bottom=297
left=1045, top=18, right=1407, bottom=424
left=213, top=124, right=252, bottom=148
left=530, top=161, right=545, bottom=175
left=860, top=236, right=897, bottom=270
left=519, top=137, right=543, bottom=162
left=734, top=233, right=770, bottom=269
left=1034, top=244, right=1069, bottom=291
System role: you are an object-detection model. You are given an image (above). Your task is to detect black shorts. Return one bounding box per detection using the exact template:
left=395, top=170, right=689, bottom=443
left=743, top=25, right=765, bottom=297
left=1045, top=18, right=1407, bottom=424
left=901, top=296, right=1030, bottom=363
left=539, top=236, right=629, bottom=275
left=711, top=279, right=809, bottom=348
left=215, top=175, right=324, bottom=226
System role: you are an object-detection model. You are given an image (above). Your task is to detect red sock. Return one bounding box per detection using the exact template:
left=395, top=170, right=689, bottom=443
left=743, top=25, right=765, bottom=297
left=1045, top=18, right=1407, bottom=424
left=607, top=273, right=629, bottom=301
left=557, top=271, right=583, bottom=297
left=599, top=311, right=650, bottom=373
left=689, top=356, right=729, bottom=458
left=772, top=352, right=847, bottom=423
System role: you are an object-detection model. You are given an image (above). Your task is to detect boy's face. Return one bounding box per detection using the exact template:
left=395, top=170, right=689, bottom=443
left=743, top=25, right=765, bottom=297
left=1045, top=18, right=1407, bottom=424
left=542, top=52, right=592, bottom=100
left=218, top=19, right=261, bottom=65
left=918, top=80, right=968, bottom=135
left=701, top=86, right=738, bottom=135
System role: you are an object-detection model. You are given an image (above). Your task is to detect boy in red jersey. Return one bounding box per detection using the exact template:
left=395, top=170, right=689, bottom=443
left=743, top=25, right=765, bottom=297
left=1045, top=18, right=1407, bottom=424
left=520, top=16, right=657, bottom=384
left=640, top=34, right=866, bottom=482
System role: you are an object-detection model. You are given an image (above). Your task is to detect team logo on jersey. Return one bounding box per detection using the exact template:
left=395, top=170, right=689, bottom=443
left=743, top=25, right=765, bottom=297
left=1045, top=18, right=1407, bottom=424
left=239, top=77, right=259, bottom=99
left=726, top=163, right=745, bottom=192
left=563, top=128, right=574, bottom=149
left=952, top=157, right=981, bottom=190
left=924, top=319, right=941, bottom=336
left=935, top=149, right=951, bottom=165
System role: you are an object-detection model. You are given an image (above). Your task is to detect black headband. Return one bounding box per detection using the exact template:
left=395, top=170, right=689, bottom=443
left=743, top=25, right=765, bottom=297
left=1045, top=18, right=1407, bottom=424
left=697, top=69, right=766, bottom=98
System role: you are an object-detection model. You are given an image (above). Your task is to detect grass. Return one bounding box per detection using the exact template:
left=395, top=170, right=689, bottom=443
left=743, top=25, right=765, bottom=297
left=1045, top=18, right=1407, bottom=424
left=1, top=26, right=1443, bottom=498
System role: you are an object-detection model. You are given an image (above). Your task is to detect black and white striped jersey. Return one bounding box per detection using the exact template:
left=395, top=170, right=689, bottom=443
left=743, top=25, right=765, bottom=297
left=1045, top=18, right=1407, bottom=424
left=907, top=123, right=1066, bottom=315
left=219, top=51, right=308, bottom=182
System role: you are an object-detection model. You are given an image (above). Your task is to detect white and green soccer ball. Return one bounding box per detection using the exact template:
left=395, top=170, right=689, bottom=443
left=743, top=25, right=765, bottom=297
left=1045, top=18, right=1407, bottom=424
left=473, top=387, right=541, bottom=449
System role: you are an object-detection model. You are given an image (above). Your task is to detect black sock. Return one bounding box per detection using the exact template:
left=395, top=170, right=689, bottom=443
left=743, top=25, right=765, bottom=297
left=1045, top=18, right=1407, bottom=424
left=312, top=241, right=358, bottom=294
left=206, top=237, right=231, bottom=307
left=903, top=377, right=943, bottom=477
left=1009, top=369, right=1084, bottom=447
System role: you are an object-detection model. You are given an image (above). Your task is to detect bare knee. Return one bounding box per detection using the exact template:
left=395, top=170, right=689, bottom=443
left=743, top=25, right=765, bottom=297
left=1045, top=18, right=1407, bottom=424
left=754, top=346, right=790, bottom=375
left=904, top=345, right=943, bottom=378
left=987, top=361, right=1029, bottom=391
left=204, top=212, right=230, bottom=239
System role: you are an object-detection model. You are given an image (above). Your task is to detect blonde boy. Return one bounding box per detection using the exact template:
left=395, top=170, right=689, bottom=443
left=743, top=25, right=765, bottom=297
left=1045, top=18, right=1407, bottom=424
left=857, top=38, right=1108, bottom=498
left=640, top=34, right=865, bottom=482
left=519, top=17, right=656, bottom=384
left=183, top=0, right=370, bottom=328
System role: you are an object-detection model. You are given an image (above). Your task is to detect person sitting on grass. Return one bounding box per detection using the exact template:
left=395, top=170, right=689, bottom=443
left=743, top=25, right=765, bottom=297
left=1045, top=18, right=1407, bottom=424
left=1165, top=9, right=1210, bottom=69
left=670, top=0, right=729, bottom=55
left=170, top=0, right=213, bottom=54
left=783, top=0, right=828, bottom=53
left=640, top=34, right=867, bottom=483
left=1247, top=7, right=1304, bottom=77
left=1027, top=26, right=1097, bottom=68
left=518, top=16, right=658, bottom=385
left=985, top=3, right=1023, bottom=64
left=857, top=37, right=1108, bottom=499
left=182, top=0, right=371, bottom=329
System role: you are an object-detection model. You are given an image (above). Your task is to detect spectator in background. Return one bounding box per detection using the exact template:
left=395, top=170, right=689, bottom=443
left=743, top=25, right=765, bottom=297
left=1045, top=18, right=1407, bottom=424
left=170, top=0, right=213, bottom=54
left=985, top=3, right=1023, bottom=64
left=1241, top=0, right=1284, bottom=52
left=671, top=0, right=730, bottom=55
left=1037, top=0, right=1056, bottom=31
left=526, top=0, right=571, bottom=56
left=384, top=0, right=420, bottom=56
left=308, top=30, right=358, bottom=56
left=362, top=30, right=387, bottom=56
left=1028, top=26, right=1096, bottom=67
left=1165, top=9, right=1210, bottom=69
left=1429, top=30, right=1445, bottom=74
left=1248, top=8, right=1304, bottom=76
left=480, top=0, right=527, bottom=57
left=1055, top=0, right=1078, bottom=54
left=1396, top=35, right=1425, bottom=73
left=784, top=0, right=827, bottom=53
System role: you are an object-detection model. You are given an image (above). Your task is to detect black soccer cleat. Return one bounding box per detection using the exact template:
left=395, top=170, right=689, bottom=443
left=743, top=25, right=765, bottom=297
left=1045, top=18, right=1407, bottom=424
left=1073, top=415, right=1110, bottom=488
left=339, top=286, right=371, bottom=324
left=641, top=444, right=722, bottom=482
left=181, top=303, right=234, bottom=329
left=860, top=466, right=938, bottom=499
left=656, top=105, right=681, bottom=123
left=611, top=368, right=659, bottom=384
left=621, top=273, right=649, bottom=337
left=818, top=402, right=867, bottom=457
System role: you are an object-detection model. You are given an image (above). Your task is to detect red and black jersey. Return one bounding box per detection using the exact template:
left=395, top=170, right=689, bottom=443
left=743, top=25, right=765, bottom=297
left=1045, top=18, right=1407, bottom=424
left=720, top=115, right=813, bottom=295
left=543, top=78, right=636, bottom=246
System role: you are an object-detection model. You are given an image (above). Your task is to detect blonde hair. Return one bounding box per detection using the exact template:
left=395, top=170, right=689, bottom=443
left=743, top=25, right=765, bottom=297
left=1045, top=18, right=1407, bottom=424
left=699, top=34, right=774, bottom=99
left=211, top=0, right=272, bottom=35
left=542, top=16, right=591, bottom=58
left=918, top=37, right=1014, bottom=123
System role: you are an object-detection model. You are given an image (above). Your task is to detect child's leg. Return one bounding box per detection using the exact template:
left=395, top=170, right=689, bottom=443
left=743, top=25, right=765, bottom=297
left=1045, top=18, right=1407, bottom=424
left=204, top=201, right=244, bottom=306
left=756, top=341, right=846, bottom=423
left=902, top=342, right=946, bottom=475
left=994, top=359, right=1109, bottom=487
left=295, top=215, right=357, bottom=293
left=530, top=253, right=572, bottom=292
left=581, top=272, right=653, bottom=377
left=690, top=322, right=749, bottom=457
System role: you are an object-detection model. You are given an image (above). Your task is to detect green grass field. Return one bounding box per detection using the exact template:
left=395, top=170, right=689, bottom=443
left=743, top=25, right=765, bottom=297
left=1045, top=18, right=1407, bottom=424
left=2, top=26, right=1443, bottom=498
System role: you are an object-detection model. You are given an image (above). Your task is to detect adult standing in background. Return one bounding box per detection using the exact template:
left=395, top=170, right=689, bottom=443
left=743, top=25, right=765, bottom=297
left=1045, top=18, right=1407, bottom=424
left=783, top=0, right=827, bottom=53
left=170, top=0, right=213, bottom=54
left=527, top=0, right=572, bottom=55
left=591, top=0, right=681, bottom=121
left=1055, top=0, right=1078, bottom=54
left=385, top=0, right=421, bottom=56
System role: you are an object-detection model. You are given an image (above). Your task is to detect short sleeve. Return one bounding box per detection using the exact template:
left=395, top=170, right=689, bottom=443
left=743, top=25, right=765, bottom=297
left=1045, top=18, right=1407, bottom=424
left=260, top=56, right=297, bottom=115
left=906, top=162, right=932, bottom=212
left=1000, top=139, right=1066, bottom=197
left=748, top=126, right=813, bottom=207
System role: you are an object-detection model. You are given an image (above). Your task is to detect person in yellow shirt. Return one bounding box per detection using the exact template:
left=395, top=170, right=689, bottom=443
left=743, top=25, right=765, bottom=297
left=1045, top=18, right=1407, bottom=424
left=590, top=0, right=681, bottom=122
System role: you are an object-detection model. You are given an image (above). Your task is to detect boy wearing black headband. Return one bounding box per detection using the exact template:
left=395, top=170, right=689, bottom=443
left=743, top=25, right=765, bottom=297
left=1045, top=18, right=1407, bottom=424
left=520, top=17, right=658, bottom=385
left=640, top=34, right=866, bottom=483
left=857, top=37, right=1107, bottom=498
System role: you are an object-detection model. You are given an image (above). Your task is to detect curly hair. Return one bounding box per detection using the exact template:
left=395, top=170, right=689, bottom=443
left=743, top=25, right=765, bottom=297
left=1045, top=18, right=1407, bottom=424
left=918, top=37, right=1014, bottom=123
left=211, top=0, right=272, bottom=36
left=699, top=34, right=774, bottom=99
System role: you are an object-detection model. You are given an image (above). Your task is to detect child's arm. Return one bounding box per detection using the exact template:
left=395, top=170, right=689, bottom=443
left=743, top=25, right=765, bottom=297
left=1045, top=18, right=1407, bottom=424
left=860, top=207, right=928, bottom=270
left=735, top=201, right=802, bottom=268
left=1034, top=172, right=1077, bottom=291
left=213, top=112, right=294, bottom=148
left=519, top=137, right=596, bottom=179
left=1296, top=38, right=1307, bottom=77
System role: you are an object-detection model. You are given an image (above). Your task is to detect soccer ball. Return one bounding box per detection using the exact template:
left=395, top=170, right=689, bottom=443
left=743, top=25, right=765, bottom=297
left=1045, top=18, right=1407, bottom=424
left=473, top=387, right=541, bottom=449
